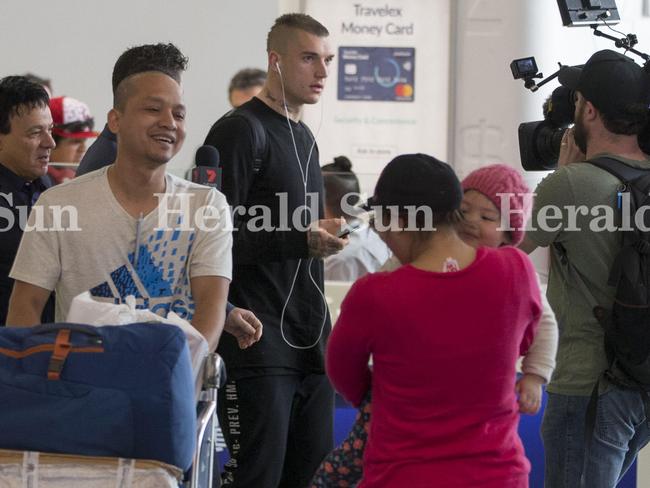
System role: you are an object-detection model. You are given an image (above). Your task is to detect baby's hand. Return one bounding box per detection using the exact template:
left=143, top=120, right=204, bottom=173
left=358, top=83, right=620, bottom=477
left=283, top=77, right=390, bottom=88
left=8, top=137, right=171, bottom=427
left=516, top=373, right=545, bottom=415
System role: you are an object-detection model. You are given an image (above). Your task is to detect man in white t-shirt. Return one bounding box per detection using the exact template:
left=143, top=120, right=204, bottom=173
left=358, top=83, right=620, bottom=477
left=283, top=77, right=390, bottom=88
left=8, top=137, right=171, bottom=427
left=6, top=43, right=240, bottom=350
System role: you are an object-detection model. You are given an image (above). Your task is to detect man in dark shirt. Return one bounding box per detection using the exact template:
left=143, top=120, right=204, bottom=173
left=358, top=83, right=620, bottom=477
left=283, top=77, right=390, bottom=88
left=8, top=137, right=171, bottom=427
left=74, top=124, right=116, bottom=177
left=204, top=13, right=346, bottom=488
left=0, top=76, right=55, bottom=325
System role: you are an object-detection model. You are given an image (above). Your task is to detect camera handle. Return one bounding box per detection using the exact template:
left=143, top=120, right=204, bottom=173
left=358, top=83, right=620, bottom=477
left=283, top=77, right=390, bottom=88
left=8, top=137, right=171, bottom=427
left=591, top=25, right=650, bottom=64
left=529, top=68, right=561, bottom=93
left=523, top=73, right=544, bottom=90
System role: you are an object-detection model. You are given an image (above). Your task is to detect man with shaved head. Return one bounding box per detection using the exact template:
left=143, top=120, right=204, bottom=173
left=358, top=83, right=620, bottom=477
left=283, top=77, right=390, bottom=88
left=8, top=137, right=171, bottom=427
left=204, top=13, right=345, bottom=488
left=75, top=43, right=188, bottom=177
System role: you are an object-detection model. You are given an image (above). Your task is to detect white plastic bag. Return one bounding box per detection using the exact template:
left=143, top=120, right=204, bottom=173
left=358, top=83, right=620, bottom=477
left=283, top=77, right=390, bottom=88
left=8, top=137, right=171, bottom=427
left=66, top=292, right=209, bottom=398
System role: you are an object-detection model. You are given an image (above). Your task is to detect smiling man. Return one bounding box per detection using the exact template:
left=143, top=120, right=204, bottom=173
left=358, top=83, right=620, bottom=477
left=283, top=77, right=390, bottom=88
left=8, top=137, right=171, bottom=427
left=203, top=13, right=345, bottom=488
left=0, top=76, right=55, bottom=326
left=6, top=44, right=233, bottom=352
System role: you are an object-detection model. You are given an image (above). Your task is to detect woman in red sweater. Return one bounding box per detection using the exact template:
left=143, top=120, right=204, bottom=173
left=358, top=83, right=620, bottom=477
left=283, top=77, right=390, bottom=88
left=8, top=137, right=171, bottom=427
left=325, top=154, right=542, bottom=488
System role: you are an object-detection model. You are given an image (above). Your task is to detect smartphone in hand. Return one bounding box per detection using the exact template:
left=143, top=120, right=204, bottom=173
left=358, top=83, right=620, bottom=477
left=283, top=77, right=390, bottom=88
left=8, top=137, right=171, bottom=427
left=337, top=221, right=362, bottom=238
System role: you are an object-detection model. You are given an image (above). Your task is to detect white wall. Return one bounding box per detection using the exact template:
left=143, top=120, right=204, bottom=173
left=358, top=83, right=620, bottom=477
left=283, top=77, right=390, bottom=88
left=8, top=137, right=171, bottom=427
left=450, top=0, right=592, bottom=180
left=0, top=0, right=277, bottom=175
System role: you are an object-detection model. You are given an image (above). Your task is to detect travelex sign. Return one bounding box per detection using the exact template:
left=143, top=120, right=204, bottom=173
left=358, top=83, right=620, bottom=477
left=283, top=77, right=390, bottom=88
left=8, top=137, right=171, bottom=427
left=342, top=3, right=414, bottom=37
left=337, top=3, right=416, bottom=101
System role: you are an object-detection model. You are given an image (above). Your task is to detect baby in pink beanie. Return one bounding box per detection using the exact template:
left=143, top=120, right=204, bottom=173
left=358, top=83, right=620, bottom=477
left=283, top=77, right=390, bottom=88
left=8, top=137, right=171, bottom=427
left=461, top=163, right=558, bottom=414
left=460, top=163, right=531, bottom=247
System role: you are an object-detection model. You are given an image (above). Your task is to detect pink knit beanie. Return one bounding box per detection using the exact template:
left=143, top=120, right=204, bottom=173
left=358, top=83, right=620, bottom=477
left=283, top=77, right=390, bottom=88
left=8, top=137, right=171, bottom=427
left=461, top=164, right=532, bottom=246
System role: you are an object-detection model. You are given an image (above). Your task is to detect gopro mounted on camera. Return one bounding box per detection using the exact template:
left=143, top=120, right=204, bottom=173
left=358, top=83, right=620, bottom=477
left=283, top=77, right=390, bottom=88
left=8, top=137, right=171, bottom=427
left=510, top=57, right=543, bottom=90
left=510, top=57, right=539, bottom=80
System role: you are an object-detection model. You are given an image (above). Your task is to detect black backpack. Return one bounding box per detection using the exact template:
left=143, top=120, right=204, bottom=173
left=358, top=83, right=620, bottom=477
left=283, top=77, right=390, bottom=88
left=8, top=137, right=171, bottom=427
left=589, top=156, right=650, bottom=388
left=203, top=105, right=268, bottom=176
left=202, top=104, right=317, bottom=191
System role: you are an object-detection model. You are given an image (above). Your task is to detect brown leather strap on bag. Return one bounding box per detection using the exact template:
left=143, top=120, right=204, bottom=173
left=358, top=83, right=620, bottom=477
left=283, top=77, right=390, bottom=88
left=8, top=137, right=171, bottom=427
left=47, top=329, right=72, bottom=380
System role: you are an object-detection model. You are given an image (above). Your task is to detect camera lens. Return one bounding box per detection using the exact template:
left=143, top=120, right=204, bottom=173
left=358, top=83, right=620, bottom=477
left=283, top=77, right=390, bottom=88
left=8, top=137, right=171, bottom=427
left=519, top=121, right=567, bottom=171
left=535, top=125, right=566, bottom=168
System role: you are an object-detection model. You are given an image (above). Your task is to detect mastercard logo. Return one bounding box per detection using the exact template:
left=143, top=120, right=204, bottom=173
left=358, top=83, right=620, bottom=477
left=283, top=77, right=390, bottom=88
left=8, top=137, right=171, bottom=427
left=395, top=84, right=413, bottom=97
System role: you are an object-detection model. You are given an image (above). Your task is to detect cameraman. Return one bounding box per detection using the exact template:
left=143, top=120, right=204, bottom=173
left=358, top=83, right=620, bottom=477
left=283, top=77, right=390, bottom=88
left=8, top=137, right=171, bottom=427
left=520, top=49, right=650, bottom=488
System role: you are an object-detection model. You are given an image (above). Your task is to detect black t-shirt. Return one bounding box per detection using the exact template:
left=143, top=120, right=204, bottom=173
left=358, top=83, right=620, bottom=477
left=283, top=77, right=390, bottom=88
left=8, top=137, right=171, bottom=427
left=204, top=97, right=331, bottom=377
left=75, top=125, right=117, bottom=177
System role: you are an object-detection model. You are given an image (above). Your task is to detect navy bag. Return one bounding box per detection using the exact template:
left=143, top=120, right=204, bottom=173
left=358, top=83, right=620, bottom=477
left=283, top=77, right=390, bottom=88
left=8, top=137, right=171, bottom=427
left=0, top=322, right=196, bottom=471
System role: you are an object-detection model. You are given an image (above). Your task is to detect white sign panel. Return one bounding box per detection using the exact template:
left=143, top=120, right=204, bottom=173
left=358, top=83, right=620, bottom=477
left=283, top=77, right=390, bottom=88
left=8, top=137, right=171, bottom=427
left=303, top=0, right=451, bottom=192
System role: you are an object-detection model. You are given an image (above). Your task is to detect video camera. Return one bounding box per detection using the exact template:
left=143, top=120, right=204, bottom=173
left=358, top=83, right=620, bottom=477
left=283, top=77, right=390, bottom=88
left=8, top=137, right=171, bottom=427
left=513, top=0, right=650, bottom=170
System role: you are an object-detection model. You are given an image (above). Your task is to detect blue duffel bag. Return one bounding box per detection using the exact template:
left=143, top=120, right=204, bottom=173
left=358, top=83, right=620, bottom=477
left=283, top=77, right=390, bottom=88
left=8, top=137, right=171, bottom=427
left=0, top=322, right=196, bottom=471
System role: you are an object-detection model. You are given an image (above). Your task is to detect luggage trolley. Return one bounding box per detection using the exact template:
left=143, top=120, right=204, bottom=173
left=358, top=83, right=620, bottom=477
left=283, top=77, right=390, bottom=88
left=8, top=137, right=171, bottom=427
left=188, top=352, right=226, bottom=488
left=0, top=324, right=226, bottom=488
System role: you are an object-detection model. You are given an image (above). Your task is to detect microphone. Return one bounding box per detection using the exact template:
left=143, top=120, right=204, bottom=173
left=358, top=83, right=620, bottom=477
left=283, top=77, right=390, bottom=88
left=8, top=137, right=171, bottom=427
left=191, top=145, right=221, bottom=190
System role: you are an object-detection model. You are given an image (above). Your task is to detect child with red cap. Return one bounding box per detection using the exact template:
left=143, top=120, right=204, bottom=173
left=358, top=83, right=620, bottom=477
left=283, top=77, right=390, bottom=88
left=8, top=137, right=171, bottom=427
left=48, top=96, right=98, bottom=184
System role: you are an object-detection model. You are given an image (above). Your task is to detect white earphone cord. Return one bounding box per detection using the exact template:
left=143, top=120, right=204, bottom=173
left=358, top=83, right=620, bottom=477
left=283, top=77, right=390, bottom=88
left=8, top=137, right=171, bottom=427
left=276, top=64, right=329, bottom=350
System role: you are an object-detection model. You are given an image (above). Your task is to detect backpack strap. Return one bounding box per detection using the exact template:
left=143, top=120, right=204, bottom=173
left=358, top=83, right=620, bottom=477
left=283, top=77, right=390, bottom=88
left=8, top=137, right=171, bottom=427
left=587, top=155, right=650, bottom=265
left=229, top=108, right=315, bottom=171
left=204, top=106, right=268, bottom=175
left=227, top=105, right=268, bottom=174
left=588, top=156, right=650, bottom=183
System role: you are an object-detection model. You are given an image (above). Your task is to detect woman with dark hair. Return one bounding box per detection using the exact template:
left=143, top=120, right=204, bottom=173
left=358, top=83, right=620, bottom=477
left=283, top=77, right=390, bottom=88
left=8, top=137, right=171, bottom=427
left=324, top=154, right=541, bottom=487
left=322, top=156, right=391, bottom=281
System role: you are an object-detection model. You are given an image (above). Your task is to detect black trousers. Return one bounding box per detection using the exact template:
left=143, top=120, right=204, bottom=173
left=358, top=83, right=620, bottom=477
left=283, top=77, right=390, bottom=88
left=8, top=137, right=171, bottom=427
left=217, top=373, right=334, bottom=488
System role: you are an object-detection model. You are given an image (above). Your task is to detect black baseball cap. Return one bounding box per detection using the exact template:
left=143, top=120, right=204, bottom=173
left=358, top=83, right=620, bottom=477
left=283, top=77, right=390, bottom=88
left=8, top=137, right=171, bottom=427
left=558, top=49, right=650, bottom=119
left=367, top=153, right=462, bottom=212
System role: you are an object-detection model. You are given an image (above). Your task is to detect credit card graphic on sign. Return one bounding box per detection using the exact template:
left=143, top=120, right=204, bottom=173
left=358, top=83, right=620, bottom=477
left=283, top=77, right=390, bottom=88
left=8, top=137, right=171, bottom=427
left=338, top=46, right=415, bottom=102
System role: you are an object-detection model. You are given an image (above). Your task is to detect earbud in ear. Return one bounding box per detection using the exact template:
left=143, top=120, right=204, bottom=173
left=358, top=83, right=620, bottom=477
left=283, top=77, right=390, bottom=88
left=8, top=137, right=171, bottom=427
left=275, top=61, right=282, bottom=73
